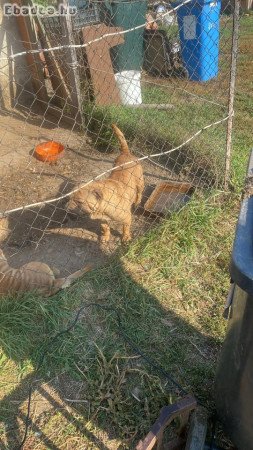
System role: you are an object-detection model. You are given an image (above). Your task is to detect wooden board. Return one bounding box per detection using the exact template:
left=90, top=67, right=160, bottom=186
left=61, top=6, right=83, bottom=126
left=82, top=24, right=124, bottom=106
left=35, top=18, right=71, bottom=105
left=185, top=407, right=208, bottom=450
left=15, top=2, right=48, bottom=105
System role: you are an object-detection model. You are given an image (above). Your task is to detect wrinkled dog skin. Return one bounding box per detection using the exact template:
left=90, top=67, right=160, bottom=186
left=0, top=248, right=92, bottom=297
left=0, top=218, right=93, bottom=298
left=67, top=124, right=144, bottom=243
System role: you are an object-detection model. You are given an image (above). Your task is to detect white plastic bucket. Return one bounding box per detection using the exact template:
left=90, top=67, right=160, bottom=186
left=115, top=70, right=142, bottom=106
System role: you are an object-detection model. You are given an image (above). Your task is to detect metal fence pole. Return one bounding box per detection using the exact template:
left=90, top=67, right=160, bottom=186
left=224, top=0, right=240, bottom=189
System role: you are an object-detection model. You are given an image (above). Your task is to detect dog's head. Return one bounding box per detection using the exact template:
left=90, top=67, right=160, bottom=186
left=67, top=186, right=103, bottom=217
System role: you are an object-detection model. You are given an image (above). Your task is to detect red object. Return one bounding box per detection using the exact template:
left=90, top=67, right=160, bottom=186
left=34, top=141, right=64, bottom=162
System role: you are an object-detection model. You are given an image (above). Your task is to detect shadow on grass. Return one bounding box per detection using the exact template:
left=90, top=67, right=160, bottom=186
left=0, top=255, right=220, bottom=449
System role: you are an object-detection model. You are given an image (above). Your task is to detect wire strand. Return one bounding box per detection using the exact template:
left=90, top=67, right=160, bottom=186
left=0, top=0, right=192, bottom=61
left=0, top=114, right=230, bottom=217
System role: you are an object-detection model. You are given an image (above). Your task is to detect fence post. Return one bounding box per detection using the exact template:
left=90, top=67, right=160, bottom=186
left=224, top=0, right=240, bottom=189
left=61, top=0, right=83, bottom=127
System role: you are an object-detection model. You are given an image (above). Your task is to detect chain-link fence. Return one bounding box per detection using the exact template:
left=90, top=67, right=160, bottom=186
left=0, top=0, right=239, bottom=274
left=0, top=0, right=242, bottom=447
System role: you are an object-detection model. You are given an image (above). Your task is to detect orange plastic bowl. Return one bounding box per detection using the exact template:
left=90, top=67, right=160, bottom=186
left=34, top=141, right=64, bottom=162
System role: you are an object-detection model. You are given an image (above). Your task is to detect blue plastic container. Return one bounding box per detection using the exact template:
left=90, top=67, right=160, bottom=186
left=176, top=0, right=221, bottom=82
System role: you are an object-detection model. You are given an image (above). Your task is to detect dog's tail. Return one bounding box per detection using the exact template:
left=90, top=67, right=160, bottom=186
left=112, top=123, right=130, bottom=154
left=52, top=264, right=93, bottom=294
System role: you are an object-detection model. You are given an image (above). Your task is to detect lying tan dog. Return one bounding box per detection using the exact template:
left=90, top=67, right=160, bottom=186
left=0, top=249, right=92, bottom=297
left=67, top=124, right=144, bottom=243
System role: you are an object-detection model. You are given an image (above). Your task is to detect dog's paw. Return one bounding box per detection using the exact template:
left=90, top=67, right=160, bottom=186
left=121, top=235, right=131, bottom=243
left=51, top=266, right=61, bottom=277
left=100, top=235, right=110, bottom=244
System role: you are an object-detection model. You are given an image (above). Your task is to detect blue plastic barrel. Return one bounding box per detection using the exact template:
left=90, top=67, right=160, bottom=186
left=175, top=0, right=221, bottom=82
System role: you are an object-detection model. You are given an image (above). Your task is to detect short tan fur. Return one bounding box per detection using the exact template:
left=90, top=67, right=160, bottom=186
left=68, top=124, right=144, bottom=243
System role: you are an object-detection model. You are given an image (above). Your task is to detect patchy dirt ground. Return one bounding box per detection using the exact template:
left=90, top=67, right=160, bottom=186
left=0, top=108, right=174, bottom=275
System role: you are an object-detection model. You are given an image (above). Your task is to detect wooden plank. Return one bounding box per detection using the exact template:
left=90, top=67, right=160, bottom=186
left=132, top=104, right=174, bottom=110
left=60, top=6, right=83, bottom=126
left=14, top=0, right=48, bottom=105
left=185, top=408, right=208, bottom=450
left=82, top=24, right=124, bottom=106
left=35, top=18, right=71, bottom=104
left=241, top=0, right=253, bottom=9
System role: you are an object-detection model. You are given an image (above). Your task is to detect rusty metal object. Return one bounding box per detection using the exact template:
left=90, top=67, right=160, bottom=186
left=136, top=395, right=197, bottom=450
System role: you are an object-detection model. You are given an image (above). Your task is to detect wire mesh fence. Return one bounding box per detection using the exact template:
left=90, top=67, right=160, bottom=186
left=0, top=0, right=238, bottom=273
left=0, top=0, right=243, bottom=447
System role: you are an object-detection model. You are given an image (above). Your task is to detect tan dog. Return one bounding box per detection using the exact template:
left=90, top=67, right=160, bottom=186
left=0, top=249, right=92, bottom=297
left=68, top=124, right=144, bottom=243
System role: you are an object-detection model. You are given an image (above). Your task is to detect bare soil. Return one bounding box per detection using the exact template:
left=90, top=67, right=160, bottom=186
left=0, top=108, right=173, bottom=275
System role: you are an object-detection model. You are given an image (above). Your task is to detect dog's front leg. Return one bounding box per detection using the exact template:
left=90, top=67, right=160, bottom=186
left=122, top=218, right=132, bottom=242
left=135, top=180, right=145, bottom=206
left=101, top=222, right=111, bottom=243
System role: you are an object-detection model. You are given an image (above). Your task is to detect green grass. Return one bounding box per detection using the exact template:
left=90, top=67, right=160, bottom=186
left=83, top=15, right=237, bottom=188
left=0, top=13, right=253, bottom=450
left=0, top=193, right=236, bottom=448
left=84, top=84, right=228, bottom=187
